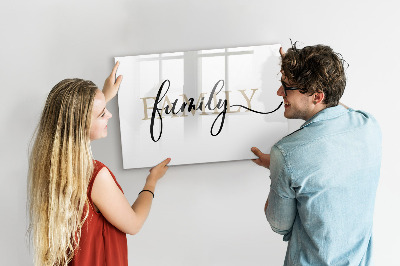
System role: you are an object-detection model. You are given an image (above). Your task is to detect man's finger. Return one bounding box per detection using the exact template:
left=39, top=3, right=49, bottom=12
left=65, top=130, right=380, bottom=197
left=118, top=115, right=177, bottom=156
left=251, top=147, right=263, bottom=157
left=279, top=47, right=285, bottom=57
left=252, top=158, right=262, bottom=166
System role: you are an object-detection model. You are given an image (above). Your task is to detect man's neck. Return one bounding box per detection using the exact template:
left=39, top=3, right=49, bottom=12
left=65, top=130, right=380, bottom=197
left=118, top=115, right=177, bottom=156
left=304, top=104, right=327, bottom=121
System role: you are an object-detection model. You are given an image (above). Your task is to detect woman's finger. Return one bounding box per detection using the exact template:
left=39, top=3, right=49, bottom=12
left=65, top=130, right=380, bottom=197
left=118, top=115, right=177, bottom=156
left=111, top=61, right=120, bottom=77
left=115, top=75, right=123, bottom=88
left=162, top=158, right=171, bottom=167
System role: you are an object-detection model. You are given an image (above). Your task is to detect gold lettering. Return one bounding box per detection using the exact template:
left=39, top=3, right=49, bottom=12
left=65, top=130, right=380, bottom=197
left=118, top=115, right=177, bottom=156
left=224, top=91, right=240, bottom=113
left=198, top=93, right=208, bottom=116
left=142, top=89, right=259, bottom=120
left=140, top=97, right=156, bottom=120
left=238, top=89, right=258, bottom=112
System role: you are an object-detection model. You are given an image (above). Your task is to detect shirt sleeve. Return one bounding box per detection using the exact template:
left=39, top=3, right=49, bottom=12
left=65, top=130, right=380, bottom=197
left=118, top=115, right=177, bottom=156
left=266, top=145, right=297, bottom=241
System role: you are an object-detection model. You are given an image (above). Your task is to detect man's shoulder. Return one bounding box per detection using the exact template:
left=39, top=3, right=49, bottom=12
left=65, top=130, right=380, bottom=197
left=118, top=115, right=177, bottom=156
left=348, top=109, right=380, bottom=127
left=338, top=108, right=381, bottom=138
left=274, top=127, right=310, bottom=157
left=274, top=107, right=381, bottom=156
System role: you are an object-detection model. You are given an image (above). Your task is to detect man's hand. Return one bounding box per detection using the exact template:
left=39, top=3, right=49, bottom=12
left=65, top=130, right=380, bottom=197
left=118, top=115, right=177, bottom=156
left=264, top=199, right=269, bottom=213
left=279, top=46, right=285, bottom=57
left=103, top=61, right=123, bottom=103
left=251, top=147, right=271, bottom=169
left=339, top=102, right=350, bottom=109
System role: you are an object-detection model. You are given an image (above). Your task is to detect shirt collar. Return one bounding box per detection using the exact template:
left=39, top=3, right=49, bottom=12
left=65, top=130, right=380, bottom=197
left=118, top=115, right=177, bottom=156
left=300, top=105, right=349, bottom=129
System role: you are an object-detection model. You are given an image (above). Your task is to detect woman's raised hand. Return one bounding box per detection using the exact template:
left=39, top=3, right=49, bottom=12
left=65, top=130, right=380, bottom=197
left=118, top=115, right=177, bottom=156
left=103, top=61, right=123, bottom=103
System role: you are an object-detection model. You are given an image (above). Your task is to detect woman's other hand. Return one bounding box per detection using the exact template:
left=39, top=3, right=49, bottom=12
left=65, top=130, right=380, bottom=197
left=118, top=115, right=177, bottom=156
left=147, top=158, right=171, bottom=185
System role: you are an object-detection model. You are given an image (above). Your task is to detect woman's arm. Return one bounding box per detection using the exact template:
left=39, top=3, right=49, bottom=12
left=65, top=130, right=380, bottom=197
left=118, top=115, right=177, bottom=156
left=91, top=158, right=171, bottom=235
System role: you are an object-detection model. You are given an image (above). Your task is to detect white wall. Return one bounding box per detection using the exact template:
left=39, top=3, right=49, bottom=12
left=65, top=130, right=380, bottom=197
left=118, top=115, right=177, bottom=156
left=1, top=0, right=399, bottom=265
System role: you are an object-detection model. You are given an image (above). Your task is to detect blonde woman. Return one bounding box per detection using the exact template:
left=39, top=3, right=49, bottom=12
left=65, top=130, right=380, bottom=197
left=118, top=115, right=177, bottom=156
left=27, top=62, right=171, bottom=266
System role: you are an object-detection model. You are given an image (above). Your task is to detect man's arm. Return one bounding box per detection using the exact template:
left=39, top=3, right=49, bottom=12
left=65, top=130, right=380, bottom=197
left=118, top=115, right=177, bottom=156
left=265, top=146, right=297, bottom=240
left=251, top=148, right=271, bottom=215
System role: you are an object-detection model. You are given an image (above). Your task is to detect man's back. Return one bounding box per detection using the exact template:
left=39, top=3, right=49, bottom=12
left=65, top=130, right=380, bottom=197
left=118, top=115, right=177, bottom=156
left=267, top=105, right=382, bottom=266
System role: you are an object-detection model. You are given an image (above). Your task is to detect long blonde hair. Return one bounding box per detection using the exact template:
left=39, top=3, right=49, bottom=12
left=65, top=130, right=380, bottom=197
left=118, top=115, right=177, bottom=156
left=28, top=79, right=98, bottom=265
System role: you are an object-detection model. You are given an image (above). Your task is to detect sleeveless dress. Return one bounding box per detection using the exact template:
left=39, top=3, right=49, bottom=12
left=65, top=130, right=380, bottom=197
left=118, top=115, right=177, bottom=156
left=69, top=160, right=128, bottom=266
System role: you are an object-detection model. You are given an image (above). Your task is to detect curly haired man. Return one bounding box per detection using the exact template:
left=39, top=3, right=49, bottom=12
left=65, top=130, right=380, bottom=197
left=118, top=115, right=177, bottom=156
left=252, top=43, right=382, bottom=266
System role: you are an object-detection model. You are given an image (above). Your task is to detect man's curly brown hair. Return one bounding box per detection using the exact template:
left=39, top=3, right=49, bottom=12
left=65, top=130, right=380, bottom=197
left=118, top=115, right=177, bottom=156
left=281, top=42, right=348, bottom=107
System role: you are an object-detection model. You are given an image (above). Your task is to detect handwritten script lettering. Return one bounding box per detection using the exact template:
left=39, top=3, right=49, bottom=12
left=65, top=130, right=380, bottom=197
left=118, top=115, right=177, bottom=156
left=146, top=80, right=283, bottom=142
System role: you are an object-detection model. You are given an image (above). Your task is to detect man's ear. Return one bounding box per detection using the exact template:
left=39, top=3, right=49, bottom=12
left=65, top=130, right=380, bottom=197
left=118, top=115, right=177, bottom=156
left=313, top=92, right=325, bottom=105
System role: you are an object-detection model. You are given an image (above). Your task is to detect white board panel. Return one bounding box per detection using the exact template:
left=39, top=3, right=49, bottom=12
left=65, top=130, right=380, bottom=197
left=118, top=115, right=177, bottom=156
left=116, top=44, right=288, bottom=169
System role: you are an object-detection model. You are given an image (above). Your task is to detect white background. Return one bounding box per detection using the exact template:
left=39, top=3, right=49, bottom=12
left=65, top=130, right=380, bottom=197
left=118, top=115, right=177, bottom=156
left=1, top=0, right=399, bottom=265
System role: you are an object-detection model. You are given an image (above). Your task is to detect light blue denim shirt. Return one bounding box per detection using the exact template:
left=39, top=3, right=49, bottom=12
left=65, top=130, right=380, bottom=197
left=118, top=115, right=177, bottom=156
left=266, top=105, right=382, bottom=266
